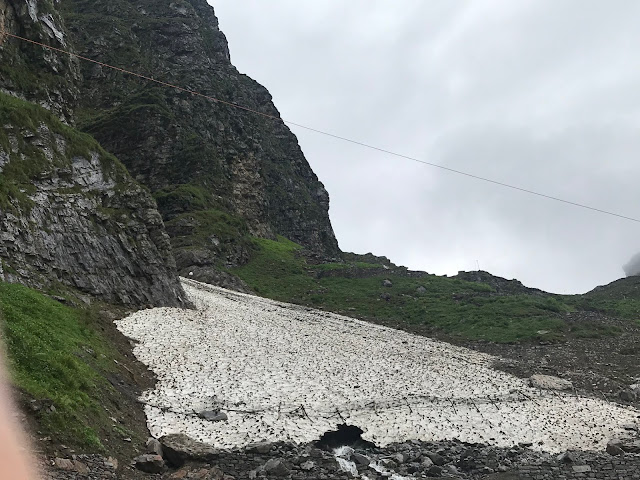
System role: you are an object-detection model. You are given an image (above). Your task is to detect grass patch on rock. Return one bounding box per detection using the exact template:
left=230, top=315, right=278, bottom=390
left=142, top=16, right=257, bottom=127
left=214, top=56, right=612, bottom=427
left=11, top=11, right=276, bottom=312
left=0, top=92, right=132, bottom=213
left=165, top=208, right=252, bottom=251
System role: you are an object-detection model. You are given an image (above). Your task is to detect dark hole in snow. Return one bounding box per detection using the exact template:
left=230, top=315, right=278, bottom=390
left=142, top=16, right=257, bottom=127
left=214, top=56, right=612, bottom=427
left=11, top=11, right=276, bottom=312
left=315, top=424, right=377, bottom=450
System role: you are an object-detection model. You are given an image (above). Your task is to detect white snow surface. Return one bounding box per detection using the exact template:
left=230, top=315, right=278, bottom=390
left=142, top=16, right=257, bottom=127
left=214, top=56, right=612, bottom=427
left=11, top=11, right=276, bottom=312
left=115, top=278, right=638, bottom=452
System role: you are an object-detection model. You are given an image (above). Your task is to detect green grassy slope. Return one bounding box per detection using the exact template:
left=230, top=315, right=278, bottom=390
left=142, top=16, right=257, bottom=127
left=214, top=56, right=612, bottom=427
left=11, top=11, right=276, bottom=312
left=0, top=283, right=148, bottom=456
left=574, top=276, right=640, bottom=319
left=233, top=237, right=638, bottom=343
left=1, top=283, right=107, bottom=449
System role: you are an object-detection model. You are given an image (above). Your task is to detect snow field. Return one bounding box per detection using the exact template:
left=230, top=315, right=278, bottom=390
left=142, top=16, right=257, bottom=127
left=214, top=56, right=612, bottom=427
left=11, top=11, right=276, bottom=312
left=115, top=279, right=638, bottom=452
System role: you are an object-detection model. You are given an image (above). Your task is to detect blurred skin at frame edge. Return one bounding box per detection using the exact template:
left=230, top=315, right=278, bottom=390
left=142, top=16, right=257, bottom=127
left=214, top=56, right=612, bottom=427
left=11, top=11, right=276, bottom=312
left=0, top=344, right=41, bottom=480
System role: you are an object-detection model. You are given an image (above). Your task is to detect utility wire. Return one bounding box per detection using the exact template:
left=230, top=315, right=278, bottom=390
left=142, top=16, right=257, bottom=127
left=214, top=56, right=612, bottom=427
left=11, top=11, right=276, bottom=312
left=3, top=30, right=640, bottom=224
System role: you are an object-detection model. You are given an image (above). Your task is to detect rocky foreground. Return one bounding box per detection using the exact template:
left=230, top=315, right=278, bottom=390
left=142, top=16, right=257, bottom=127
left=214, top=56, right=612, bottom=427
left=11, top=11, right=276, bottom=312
left=45, top=429, right=640, bottom=480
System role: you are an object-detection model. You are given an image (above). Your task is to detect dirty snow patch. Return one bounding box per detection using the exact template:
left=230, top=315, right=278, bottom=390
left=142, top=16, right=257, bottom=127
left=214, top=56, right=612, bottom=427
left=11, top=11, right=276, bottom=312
left=115, top=279, right=638, bottom=452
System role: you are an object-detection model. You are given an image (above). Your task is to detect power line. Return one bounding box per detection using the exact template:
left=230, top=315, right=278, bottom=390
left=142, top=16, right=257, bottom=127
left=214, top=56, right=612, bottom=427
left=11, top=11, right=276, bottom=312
left=3, top=31, right=640, bottom=224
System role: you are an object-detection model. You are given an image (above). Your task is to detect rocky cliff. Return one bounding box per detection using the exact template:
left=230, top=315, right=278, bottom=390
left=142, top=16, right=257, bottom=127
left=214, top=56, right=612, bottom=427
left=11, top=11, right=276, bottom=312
left=60, top=0, right=341, bottom=282
left=0, top=0, right=188, bottom=306
left=0, top=0, right=78, bottom=122
left=1, top=0, right=341, bottom=302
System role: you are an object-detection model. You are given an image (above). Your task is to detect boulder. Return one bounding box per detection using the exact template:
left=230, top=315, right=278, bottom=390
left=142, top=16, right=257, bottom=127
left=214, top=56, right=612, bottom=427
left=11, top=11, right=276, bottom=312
left=134, top=454, right=165, bottom=474
left=352, top=452, right=371, bottom=466
left=392, top=452, right=407, bottom=464
left=208, top=467, right=226, bottom=479
left=146, top=437, right=163, bottom=456
left=53, top=458, right=89, bottom=475
left=606, top=439, right=625, bottom=456
left=160, top=434, right=220, bottom=467
left=416, top=286, right=427, bottom=294
left=198, top=410, right=228, bottom=422
left=572, top=465, right=591, bottom=473
left=300, top=460, right=315, bottom=471
left=170, top=469, right=189, bottom=479
left=556, top=451, right=575, bottom=463
left=382, top=279, right=393, bottom=287
left=309, top=448, right=324, bottom=458
left=528, top=374, right=573, bottom=390
left=335, top=446, right=355, bottom=459
left=245, top=441, right=273, bottom=454
left=73, top=460, right=89, bottom=475
left=482, top=474, right=520, bottom=480
left=424, top=451, right=447, bottom=466
left=619, top=389, right=637, bottom=402
left=262, top=458, right=290, bottom=477
left=421, top=457, right=434, bottom=468
left=104, top=457, right=118, bottom=471
left=426, top=464, right=443, bottom=476
left=53, top=458, right=75, bottom=471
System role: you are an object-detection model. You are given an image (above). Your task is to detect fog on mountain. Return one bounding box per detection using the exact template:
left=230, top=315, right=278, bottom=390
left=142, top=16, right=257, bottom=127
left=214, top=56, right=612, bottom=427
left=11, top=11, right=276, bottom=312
left=623, top=252, right=640, bottom=277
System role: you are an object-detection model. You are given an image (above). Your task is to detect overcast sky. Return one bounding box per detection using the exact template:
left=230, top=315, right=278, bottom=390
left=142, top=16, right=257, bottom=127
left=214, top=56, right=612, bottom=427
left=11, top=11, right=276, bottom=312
left=211, top=0, right=640, bottom=294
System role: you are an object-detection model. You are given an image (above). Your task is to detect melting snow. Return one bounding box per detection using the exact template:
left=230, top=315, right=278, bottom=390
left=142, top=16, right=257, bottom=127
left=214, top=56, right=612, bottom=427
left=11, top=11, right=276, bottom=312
left=115, top=278, right=638, bottom=452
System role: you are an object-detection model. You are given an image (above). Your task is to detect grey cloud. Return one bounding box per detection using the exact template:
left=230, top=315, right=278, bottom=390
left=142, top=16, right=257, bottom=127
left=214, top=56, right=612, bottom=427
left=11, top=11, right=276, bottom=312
left=212, top=0, right=640, bottom=293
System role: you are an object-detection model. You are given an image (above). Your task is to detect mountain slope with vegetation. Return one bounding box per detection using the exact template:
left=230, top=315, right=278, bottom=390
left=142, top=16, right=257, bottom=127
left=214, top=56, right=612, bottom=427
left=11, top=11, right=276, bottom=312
left=232, top=236, right=640, bottom=344
left=60, top=0, right=341, bottom=287
left=0, top=280, right=154, bottom=463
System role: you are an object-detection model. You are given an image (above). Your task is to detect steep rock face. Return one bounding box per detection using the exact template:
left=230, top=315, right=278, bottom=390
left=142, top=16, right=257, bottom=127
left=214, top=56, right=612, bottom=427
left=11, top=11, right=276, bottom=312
left=62, top=0, right=340, bottom=278
left=0, top=0, right=79, bottom=122
left=0, top=0, right=188, bottom=306
left=0, top=93, right=188, bottom=306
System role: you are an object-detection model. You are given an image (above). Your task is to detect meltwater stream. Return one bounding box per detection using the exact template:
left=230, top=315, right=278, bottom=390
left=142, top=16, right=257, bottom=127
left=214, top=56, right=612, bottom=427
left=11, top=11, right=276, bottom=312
left=334, top=446, right=412, bottom=480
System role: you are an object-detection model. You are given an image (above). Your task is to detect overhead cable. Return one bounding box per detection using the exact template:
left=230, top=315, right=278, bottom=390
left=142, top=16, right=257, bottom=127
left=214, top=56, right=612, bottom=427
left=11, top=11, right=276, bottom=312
left=3, top=31, right=639, bottom=223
